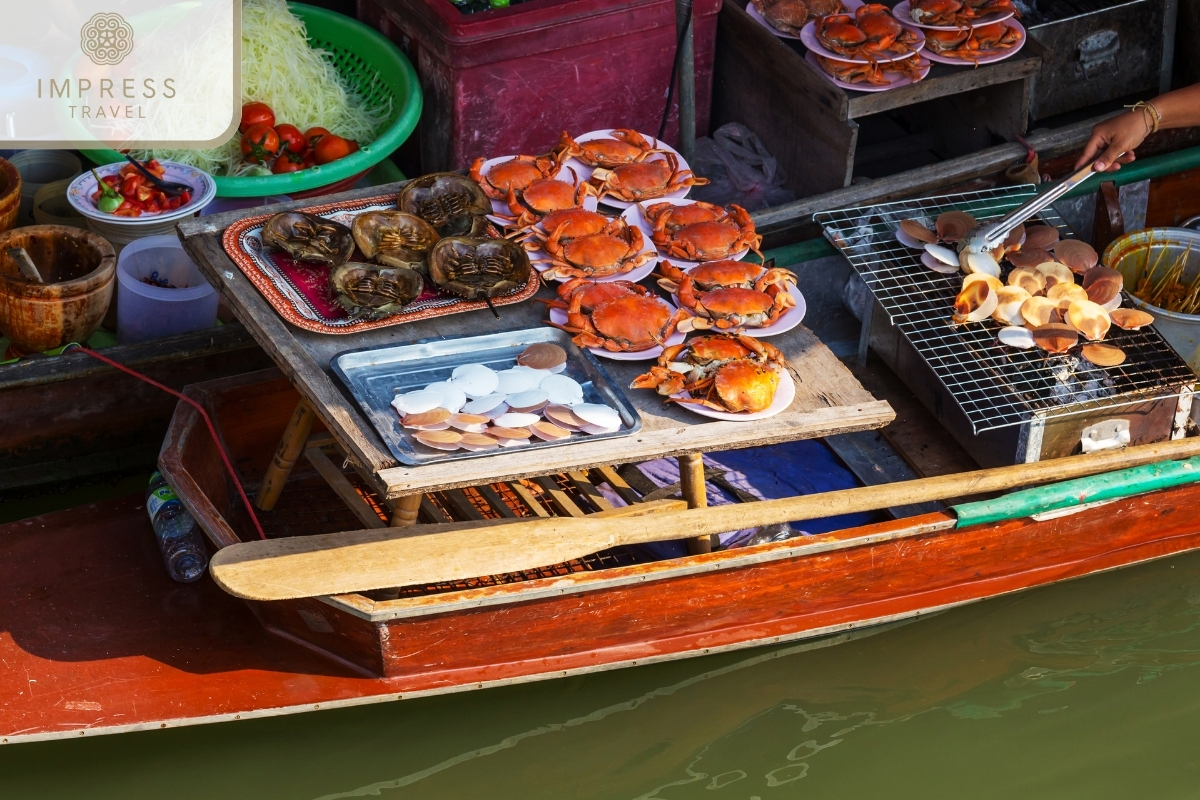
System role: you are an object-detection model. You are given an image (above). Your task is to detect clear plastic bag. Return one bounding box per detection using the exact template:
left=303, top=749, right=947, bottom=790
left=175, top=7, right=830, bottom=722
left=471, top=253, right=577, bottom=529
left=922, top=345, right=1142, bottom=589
left=689, top=123, right=796, bottom=211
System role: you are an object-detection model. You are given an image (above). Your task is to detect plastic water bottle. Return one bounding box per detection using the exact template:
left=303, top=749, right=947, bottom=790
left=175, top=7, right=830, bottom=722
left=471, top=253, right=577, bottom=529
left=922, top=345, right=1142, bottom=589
left=146, top=471, right=208, bottom=583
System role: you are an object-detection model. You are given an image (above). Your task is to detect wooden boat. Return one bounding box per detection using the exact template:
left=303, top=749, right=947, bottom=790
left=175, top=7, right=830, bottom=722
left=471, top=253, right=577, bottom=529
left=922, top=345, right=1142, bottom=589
left=4, top=133, right=1200, bottom=745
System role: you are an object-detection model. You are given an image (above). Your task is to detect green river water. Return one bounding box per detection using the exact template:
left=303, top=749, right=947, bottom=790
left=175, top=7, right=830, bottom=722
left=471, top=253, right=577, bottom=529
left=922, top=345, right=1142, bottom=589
left=3, top=544, right=1200, bottom=798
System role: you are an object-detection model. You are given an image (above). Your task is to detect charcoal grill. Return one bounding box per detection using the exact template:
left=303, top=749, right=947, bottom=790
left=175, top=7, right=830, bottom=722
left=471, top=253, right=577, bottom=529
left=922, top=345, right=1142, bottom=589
left=816, top=186, right=1197, bottom=467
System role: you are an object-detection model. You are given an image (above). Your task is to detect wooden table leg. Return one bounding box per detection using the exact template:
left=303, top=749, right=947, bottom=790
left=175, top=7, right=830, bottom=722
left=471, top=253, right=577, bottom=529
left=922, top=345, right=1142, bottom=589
left=390, top=493, right=424, bottom=527
left=255, top=399, right=315, bottom=512
left=678, top=453, right=714, bottom=555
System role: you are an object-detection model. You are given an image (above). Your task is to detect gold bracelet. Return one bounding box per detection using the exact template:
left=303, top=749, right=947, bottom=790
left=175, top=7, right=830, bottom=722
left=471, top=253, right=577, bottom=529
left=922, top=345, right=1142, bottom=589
left=1125, top=101, right=1162, bottom=134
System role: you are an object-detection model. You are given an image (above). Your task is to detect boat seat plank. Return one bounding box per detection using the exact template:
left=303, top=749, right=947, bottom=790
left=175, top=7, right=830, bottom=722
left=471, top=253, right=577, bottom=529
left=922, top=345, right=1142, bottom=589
left=591, top=466, right=642, bottom=505
left=568, top=471, right=615, bottom=511
left=303, top=447, right=388, bottom=530
left=417, top=495, right=451, bottom=524
left=508, top=481, right=551, bottom=517
left=439, top=489, right=488, bottom=522
left=475, top=484, right=519, bottom=519
left=532, top=476, right=588, bottom=518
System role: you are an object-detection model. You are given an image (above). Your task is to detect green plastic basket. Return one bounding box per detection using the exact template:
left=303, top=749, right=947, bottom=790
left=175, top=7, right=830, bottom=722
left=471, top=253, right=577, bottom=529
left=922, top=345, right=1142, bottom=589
left=81, top=3, right=422, bottom=198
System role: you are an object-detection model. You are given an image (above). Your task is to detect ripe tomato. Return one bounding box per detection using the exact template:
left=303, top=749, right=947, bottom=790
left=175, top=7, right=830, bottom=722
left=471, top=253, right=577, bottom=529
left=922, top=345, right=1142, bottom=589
left=303, top=126, right=331, bottom=150
left=240, top=102, right=275, bottom=133
left=271, top=150, right=307, bottom=174
left=274, top=123, right=305, bottom=154
left=314, top=134, right=353, bottom=165
left=241, top=123, right=281, bottom=164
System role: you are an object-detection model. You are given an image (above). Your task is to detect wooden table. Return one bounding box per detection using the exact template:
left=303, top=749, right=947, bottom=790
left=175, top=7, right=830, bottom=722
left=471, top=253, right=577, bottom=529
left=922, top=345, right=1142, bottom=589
left=178, top=184, right=894, bottom=540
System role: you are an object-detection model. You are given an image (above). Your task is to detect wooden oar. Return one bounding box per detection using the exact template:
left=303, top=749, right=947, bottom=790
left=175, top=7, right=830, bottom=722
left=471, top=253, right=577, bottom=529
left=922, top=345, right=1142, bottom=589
left=210, top=437, right=1200, bottom=601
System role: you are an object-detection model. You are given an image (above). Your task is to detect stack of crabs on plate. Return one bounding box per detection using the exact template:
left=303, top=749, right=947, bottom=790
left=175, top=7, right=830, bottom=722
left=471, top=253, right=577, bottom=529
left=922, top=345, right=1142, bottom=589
left=747, top=0, right=1026, bottom=92
left=469, top=129, right=807, bottom=421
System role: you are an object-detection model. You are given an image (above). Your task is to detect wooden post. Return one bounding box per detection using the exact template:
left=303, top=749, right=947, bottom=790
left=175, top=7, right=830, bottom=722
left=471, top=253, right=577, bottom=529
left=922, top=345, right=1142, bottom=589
left=676, top=0, right=696, bottom=161
left=678, top=453, right=713, bottom=554
left=390, top=494, right=423, bottom=527
left=255, top=400, right=315, bottom=511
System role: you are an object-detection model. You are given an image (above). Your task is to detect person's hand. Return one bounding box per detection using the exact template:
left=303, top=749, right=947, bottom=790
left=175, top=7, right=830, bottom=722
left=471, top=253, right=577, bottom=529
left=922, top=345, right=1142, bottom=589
left=1075, top=111, right=1148, bottom=172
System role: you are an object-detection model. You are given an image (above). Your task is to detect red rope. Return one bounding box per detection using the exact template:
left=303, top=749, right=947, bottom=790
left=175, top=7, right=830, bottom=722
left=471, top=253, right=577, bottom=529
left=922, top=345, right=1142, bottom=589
left=67, top=345, right=267, bottom=540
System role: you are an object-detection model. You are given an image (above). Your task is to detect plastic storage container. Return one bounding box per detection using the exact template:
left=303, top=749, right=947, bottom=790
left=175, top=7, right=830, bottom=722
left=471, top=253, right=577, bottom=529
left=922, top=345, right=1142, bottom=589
left=116, top=236, right=219, bottom=344
left=9, top=150, right=82, bottom=227
left=360, top=0, right=721, bottom=174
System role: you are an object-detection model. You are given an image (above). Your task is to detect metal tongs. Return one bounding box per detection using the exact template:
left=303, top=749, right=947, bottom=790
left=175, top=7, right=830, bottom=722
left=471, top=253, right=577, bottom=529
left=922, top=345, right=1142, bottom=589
left=960, top=162, right=1102, bottom=255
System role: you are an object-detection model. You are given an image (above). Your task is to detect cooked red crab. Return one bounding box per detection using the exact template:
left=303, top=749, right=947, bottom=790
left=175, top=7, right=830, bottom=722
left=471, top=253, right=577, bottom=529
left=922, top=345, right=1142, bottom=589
left=469, top=152, right=562, bottom=201
left=498, top=167, right=594, bottom=230
left=816, top=9, right=918, bottom=60
left=548, top=288, right=691, bottom=352
left=644, top=203, right=762, bottom=261
left=541, top=277, right=650, bottom=313
left=589, top=153, right=709, bottom=204
left=657, top=260, right=796, bottom=330
left=907, top=0, right=974, bottom=25
left=925, top=22, right=1019, bottom=60
left=540, top=216, right=655, bottom=280
left=631, top=333, right=787, bottom=413
left=553, top=129, right=663, bottom=169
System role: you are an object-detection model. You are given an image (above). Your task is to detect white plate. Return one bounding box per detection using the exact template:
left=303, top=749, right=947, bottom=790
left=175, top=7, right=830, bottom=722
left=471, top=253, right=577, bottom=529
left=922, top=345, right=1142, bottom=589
left=548, top=307, right=686, bottom=361
left=67, top=161, right=216, bottom=225
left=892, top=0, right=1014, bottom=30
left=806, top=51, right=931, bottom=92
left=475, top=156, right=599, bottom=224
left=921, top=20, right=1025, bottom=65
left=662, top=261, right=807, bottom=337
left=670, top=369, right=796, bottom=421
left=800, top=17, right=925, bottom=64
left=623, top=200, right=751, bottom=266
left=562, top=129, right=694, bottom=210
left=745, top=2, right=803, bottom=39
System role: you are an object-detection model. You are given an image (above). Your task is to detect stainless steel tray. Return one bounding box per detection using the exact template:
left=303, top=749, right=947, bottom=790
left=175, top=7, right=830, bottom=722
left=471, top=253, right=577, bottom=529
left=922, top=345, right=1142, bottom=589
left=332, top=327, right=643, bottom=466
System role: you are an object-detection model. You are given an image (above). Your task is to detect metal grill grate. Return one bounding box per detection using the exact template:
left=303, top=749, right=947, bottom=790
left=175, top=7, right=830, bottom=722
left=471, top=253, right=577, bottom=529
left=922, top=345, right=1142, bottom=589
left=815, top=186, right=1197, bottom=433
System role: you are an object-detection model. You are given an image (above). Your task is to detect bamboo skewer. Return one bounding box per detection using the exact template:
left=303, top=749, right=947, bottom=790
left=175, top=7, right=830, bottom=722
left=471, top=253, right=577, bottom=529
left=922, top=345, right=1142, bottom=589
left=210, top=437, right=1200, bottom=601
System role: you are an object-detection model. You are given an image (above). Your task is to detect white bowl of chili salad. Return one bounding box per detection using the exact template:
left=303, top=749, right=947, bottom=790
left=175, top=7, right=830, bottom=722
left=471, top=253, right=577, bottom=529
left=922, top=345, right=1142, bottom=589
left=68, top=160, right=216, bottom=226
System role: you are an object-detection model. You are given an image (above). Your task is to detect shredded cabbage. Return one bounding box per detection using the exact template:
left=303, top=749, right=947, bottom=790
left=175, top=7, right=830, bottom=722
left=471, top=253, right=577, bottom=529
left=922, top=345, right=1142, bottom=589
left=133, top=0, right=391, bottom=176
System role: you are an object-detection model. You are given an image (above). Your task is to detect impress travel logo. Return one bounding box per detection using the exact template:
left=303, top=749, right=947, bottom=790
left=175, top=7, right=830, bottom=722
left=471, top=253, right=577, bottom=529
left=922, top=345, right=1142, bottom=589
left=1, top=1, right=239, bottom=149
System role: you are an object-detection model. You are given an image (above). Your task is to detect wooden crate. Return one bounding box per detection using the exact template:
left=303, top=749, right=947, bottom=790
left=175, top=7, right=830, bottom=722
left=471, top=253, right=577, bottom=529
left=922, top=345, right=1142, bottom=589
left=712, top=0, right=1045, bottom=199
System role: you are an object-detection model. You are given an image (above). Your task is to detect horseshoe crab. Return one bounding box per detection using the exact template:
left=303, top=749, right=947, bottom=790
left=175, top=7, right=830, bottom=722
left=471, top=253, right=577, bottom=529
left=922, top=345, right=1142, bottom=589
left=398, top=173, right=491, bottom=237
left=262, top=212, right=355, bottom=267
left=428, top=237, right=532, bottom=301
left=350, top=211, right=439, bottom=271
left=329, top=262, right=424, bottom=320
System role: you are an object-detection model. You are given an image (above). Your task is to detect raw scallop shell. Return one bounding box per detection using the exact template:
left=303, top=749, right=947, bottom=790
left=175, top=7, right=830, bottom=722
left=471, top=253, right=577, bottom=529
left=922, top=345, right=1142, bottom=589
left=392, top=390, right=442, bottom=415
left=1053, top=239, right=1099, bottom=274
left=1008, top=267, right=1046, bottom=296
left=1031, top=323, right=1079, bottom=353
left=493, top=412, right=541, bottom=428
left=1021, top=296, right=1058, bottom=327
left=517, top=343, right=567, bottom=371
left=459, top=432, right=500, bottom=450
left=1082, top=266, right=1124, bottom=306
left=1081, top=343, right=1127, bottom=367
left=1110, top=308, right=1154, bottom=330
left=531, top=421, right=572, bottom=441
left=936, top=211, right=976, bottom=243
left=462, top=393, right=507, bottom=415
left=1006, top=248, right=1054, bottom=269
left=998, top=326, right=1036, bottom=349
left=962, top=250, right=1001, bottom=278
left=924, top=243, right=959, bottom=267
left=450, top=364, right=500, bottom=398
left=448, top=413, right=490, bottom=432
left=921, top=252, right=961, bottom=274
left=544, top=404, right=586, bottom=431
left=402, top=408, right=451, bottom=429
left=1035, top=261, right=1075, bottom=289
left=495, top=368, right=542, bottom=395
left=992, top=286, right=1031, bottom=326
left=540, top=374, right=585, bottom=406
left=487, top=426, right=532, bottom=440
left=572, top=403, right=621, bottom=429
left=1066, top=299, right=1111, bottom=341
left=1023, top=225, right=1060, bottom=250
left=422, top=381, right=467, bottom=413
left=413, top=430, right=463, bottom=450
left=952, top=280, right=997, bottom=324
left=506, top=389, right=549, bottom=412
left=899, top=218, right=939, bottom=246
left=1047, top=282, right=1088, bottom=310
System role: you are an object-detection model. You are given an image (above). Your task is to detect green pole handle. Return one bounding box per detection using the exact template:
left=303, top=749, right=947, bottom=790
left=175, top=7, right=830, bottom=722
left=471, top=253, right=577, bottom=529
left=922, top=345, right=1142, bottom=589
left=952, top=456, right=1200, bottom=528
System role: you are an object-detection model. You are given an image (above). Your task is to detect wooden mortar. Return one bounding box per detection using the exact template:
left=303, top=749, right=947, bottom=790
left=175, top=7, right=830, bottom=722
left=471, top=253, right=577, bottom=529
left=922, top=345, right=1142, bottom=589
left=0, top=159, right=21, bottom=234
left=0, top=225, right=116, bottom=353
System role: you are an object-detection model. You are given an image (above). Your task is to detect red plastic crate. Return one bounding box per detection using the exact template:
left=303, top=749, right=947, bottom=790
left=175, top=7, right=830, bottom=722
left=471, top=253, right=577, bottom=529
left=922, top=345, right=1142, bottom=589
left=359, top=0, right=721, bottom=173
